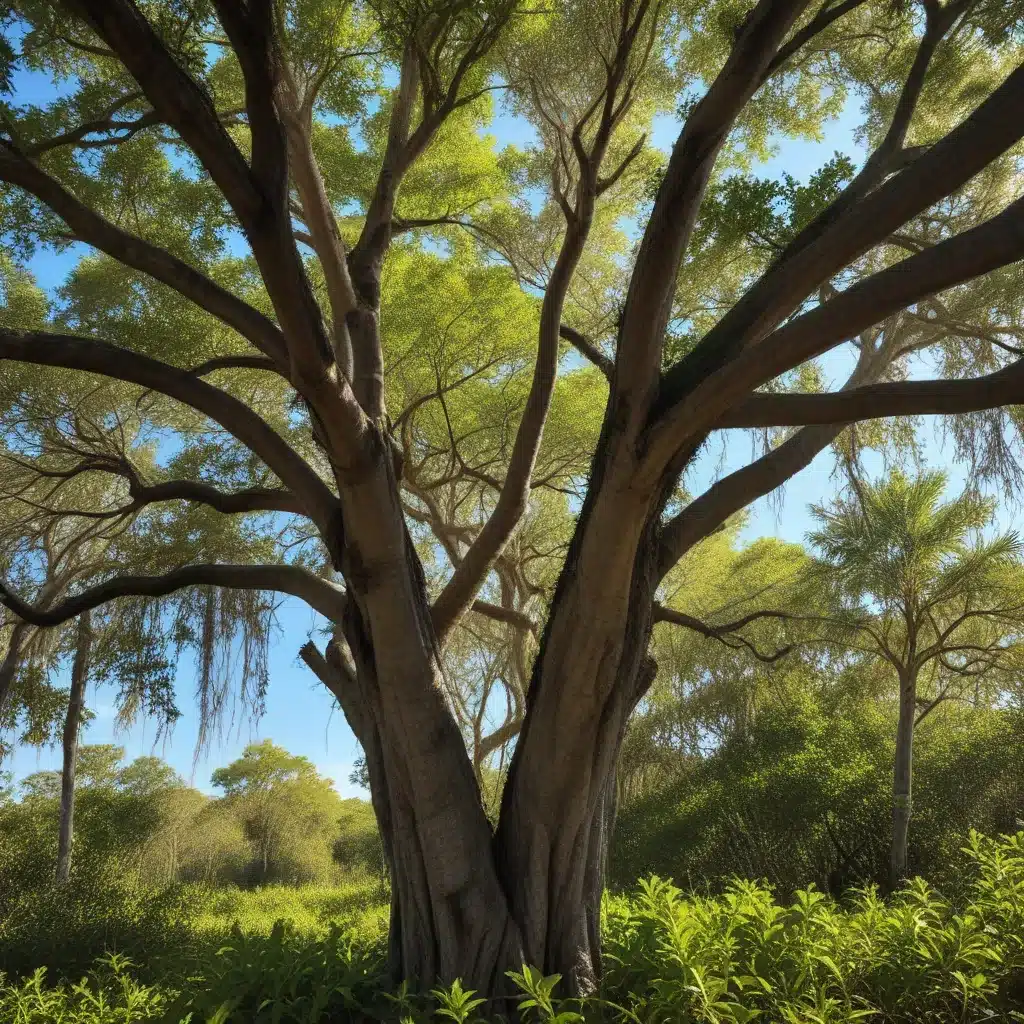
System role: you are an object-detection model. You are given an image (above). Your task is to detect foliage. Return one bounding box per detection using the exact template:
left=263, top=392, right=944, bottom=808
left=2, top=833, right=1024, bottom=1021
left=615, top=682, right=1024, bottom=898
left=2, top=0, right=1024, bottom=994
left=0, top=742, right=382, bottom=928
left=212, top=740, right=369, bottom=884
left=601, top=832, right=1024, bottom=1023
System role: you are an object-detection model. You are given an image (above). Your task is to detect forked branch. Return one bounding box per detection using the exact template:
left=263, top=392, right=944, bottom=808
left=0, top=331, right=341, bottom=546
left=653, top=603, right=796, bottom=662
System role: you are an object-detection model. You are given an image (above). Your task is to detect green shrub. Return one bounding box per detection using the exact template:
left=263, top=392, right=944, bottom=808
left=0, top=954, right=168, bottom=1022
left=600, top=831, right=1024, bottom=1023
left=2, top=831, right=1023, bottom=1022
left=615, top=697, right=1024, bottom=899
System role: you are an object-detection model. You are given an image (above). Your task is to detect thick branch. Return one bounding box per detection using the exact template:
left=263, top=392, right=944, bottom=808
left=278, top=91, right=357, bottom=379
left=616, top=0, right=813, bottom=412
left=430, top=5, right=650, bottom=641
left=187, top=354, right=281, bottom=376
left=71, top=0, right=266, bottom=224
left=658, top=422, right=845, bottom=576
left=648, top=192, right=1024, bottom=462
left=657, top=59, right=1024, bottom=419
left=0, top=332, right=341, bottom=553
left=0, top=562, right=347, bottom=627
left=720, top=357, right=1024, bottom=428
left=129, top=479, right=302, bottom=515
left=0, top=143, right=289, bottom=364
left=559, top=324, right=613, bottom=378
left=471, top=599, right=538, bottom=636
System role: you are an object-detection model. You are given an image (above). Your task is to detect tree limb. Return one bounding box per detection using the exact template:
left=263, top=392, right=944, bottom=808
left=0, top=143, right=289, bottom=365
left=616, top=0, right=814, bottom=413
left=559, top=324, right=613, bottom=378
left=648, top=192, right=1024, bottom=461
left=718, top=356, right=1024, bottom=428
left=0, top=562, right=347, bottom=627
left=470, top=599, right=539, bottom=636
left=0, top=332, right=342, bottom=555
left=652, top=602, right=795, bottom=662
left=656, top=58, right=1024, bottom=422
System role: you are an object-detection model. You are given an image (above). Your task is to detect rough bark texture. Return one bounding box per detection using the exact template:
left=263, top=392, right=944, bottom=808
left=56, top=610, right=92, bottom=884
left=890, top=669, right=917, bottom=887
left=327, top=435, right=524, bottom=991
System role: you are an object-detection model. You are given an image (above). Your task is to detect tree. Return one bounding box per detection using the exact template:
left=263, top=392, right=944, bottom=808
left=1, top=0, right=1024, bottom=996
left=809, top=470, right=1024, bottom=884
left=56, top=610, right=91, bottom=882
left=212, top=739, right=345, bottom=883
left=116, top=755, right=183, bottom=797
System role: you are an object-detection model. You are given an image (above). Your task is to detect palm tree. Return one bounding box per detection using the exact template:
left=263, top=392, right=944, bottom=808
left=809, top=470, right=1024, bottom=885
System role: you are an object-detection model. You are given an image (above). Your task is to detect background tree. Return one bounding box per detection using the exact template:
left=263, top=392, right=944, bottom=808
left=55, top=610, right=91, bottom=883
left=212, top=739, right=349, bottom=883
left=809, top=470, right=1024, bottom=884
left=0, top=0, right=1023, bottom=995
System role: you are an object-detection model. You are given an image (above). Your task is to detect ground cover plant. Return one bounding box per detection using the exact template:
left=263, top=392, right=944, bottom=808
left=2, top=831, right=1023, bottom=1022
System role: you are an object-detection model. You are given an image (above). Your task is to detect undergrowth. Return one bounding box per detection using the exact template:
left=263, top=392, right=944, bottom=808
left=1, top=832, right=1022, bottom=1022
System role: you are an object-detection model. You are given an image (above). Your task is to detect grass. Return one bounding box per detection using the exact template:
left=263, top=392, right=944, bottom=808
left=184, top=875, right=390, bottom=936
left=1, top=833, right=1023, bottom=1022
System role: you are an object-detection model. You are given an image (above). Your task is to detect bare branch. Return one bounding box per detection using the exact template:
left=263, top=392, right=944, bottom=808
left=559, top=324, right=613, bottom=378
left=0, top=562, right=347, bottom=627
left=187, top=355, right=281, bottom=376
left=471, top=599, right=539, bottom=636
left=653, top=602, right=795, bottom=662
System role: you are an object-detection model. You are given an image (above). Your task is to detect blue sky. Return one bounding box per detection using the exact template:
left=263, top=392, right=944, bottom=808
left=5, top=62, right=1018, bottom=798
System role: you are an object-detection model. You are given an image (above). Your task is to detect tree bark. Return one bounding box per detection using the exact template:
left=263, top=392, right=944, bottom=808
left=56, top=610, right=92, bottom=884
left=493, top=424, right=670, bottom=992
left=0, top=619, right=29, bottom=715
left=312, top=437, right=525, bottom=993
left=890, top=667, right=917, bottom=887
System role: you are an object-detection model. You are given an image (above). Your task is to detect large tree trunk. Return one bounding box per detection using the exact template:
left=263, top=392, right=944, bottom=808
left=890, top=667, right=917, bottom=887
left=325, top=414, right=668, bottom=995
left=492, top=429, right=670, bottom=993
left=327, top=434, right=524, bottom=992
left=56, top=610, right=92, bottom=884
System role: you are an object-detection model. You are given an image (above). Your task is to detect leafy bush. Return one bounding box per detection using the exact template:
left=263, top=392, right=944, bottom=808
left=1, top=832, right=1022, bottom=1022
left=615, top=696, right=1024, bottom=898
left=601, top=832, right=1024, bottom=1023
left=0, top=954, right=169, bottom=1023
left=0, top=862, right=195, bottom=981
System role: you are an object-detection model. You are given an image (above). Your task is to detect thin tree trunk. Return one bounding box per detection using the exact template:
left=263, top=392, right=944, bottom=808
left=0, top=619, right=30, bottom=715
left=56, top=610, right=92, bottom=884
left=890, top=667, right=916, bottom=887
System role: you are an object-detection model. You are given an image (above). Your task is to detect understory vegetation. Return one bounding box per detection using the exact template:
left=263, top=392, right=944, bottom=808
left=2, top=832, right=1024, bottom=1022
